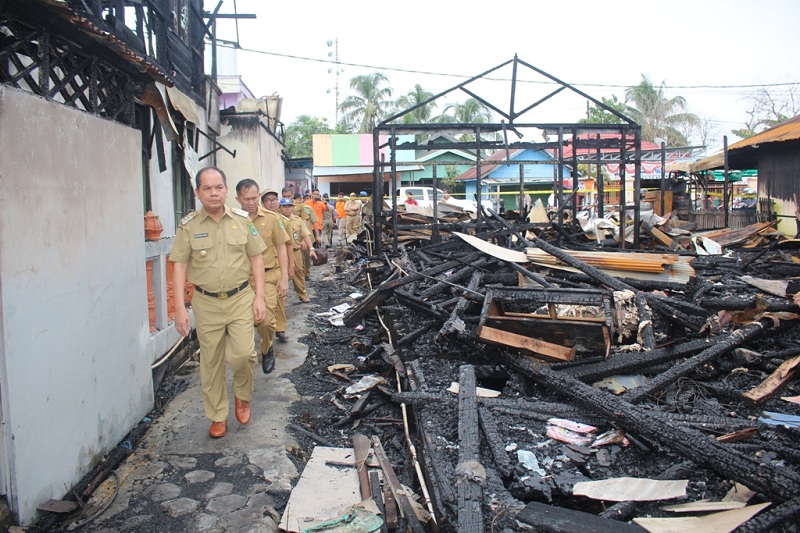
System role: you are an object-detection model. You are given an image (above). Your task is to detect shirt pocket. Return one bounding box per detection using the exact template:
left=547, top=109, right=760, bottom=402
left=189, top=237, right=215, bottom=264
left=226, top=228, right=248, bottom=246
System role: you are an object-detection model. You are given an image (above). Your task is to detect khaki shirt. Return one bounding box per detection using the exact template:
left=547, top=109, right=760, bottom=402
left=169, top=206, right=266, bottom=292
left=345, top=199, right=362, bottom=217
left=286, top=213, right=311, bottom=250
left=293, top=201, right=310, bottom=222
left=251, top=207, right=290, bottom=270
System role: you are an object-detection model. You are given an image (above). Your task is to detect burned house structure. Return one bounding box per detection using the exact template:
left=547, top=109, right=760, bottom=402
left=0, top=0, right=235, bottom=525
left=279, top=57, right=800, bottom=531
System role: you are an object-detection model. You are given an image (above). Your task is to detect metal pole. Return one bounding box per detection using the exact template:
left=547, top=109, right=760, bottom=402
left=633, top=127, right=642, bottom=247
left=723, top=135, right=730, bottom=228
left=660, top=141, right=666, bottom=216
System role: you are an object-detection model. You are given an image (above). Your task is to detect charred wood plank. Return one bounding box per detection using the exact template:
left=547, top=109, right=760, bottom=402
left=438, top=270, right=483, bottom=340
left=625, top=322, right=768, bottom=404
left=456, top=365, right=484, bottom=533
left=735, top=495, right=800, bottom=533
left=394, top=290, right=448, bottom=321
left=369, top=470, right=390, bottom=533
left=563, top=337, right=715, bottom=382
left=371, top=436, right=426, bottom=533
left=516, top=501, right=645, bottom=532
left=635, top=292, right=655, bottom=350
left=343, top=287, right=395, bottom=327
left=380, top=254, right=480, bottom=291
left=419, top=258, right=490, bottom=299
left=506, top=354, right=800, bottom=502
left=478, top=406, right=513, bottom=478
left=698, top=297, right=800, bottom=312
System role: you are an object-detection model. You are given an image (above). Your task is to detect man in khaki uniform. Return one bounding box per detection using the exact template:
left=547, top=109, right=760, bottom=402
left=235, top=180, right=289, bottom=375
left=344, top=192, right=363, bottom=241
left=171, top=167, right=266, bottom=439
left=321, top=193, right=334, bottom=247
left=264, top=189, right=295, bottom=342
left=279, top=197, right=317, bottom=304
left=294, top=193, right=317, bottom=280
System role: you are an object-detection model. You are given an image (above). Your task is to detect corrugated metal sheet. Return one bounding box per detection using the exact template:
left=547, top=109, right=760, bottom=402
left=692, top=115, right=800, bottom=172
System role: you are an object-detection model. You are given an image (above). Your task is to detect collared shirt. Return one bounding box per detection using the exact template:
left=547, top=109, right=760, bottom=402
left=286, top=213, right=311, bottom=250
left=250, top=206, right=290, bottom=270
left=306, top=199, right=326, bottom=230
left=169, top=206, right=266, bottom=292
left=345, top=199, right=362, bottom=216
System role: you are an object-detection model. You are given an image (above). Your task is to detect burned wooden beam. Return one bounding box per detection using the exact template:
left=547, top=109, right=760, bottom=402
left=478, top=406, right=513, bottom=478
left=625, top=321, right=768, bottom=404
left=371, top=435, right=426, bottom=533
left=516, top=501, right=645, bottom=532
left=456, top=365, right=484, bottom=533
left=394, top=290, right=448, bottom=322
left=735, top=495, right=800, bottom=533
left=505, top=353, right=800, bottom=502
left=742, top=353, right=800, bottom=405
left=419, top=258, right=490, bottom=299
left=437, top=270, right=483, bottom=340
left=635, top=292, right=655, bottom=350
left=563, top=337, right=715, bottom=382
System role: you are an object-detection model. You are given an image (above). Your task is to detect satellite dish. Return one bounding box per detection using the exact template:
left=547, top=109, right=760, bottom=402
left=654, top=137, right=666, bottom=147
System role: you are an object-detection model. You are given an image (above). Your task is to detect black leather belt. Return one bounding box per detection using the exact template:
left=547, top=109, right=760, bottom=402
left=264, top=267, right=272, bottom=272
left=195, top=280, right=249, bottom=299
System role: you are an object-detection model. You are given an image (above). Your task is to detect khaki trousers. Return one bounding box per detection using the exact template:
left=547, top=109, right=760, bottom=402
left=337, top=218, right=347, bottom=242
left=192, top=287, right=256, bottom=422
left=293, top=248, right=308, bottom=299
left=346, top=215, right=360, bottom=240
left=276, top=294, right=287, bottom=332
left=255, top=268, right=280, bottom=355
left=322, top=218, right=334, bottom=247
left=302, top=247, right=312, bottom=278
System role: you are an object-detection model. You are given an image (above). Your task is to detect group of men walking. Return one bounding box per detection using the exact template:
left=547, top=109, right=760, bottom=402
left=170, top=166, right=337, bottom=438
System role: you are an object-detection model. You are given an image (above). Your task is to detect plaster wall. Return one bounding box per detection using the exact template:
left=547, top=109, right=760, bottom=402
left=217, top=115, right=286, bottom=201
left=0, top=87, right=153, bottom=524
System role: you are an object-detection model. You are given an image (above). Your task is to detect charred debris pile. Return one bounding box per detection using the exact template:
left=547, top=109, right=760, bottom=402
left=289, top=211, right=800, bottom=533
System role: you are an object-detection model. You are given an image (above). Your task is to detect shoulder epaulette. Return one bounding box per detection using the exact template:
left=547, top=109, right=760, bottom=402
left=180, top=211, right=198, bottom=225
left=231, top=207, right=249, bottom=218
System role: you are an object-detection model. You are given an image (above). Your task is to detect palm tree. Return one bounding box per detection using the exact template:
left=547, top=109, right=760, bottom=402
left=625, top=74, right=699, bottom=146
left=338, top=72, right=394, bottom=133
left=436, top=98, right=493, bottom=124
left=395, top=84, right=437, bottom=125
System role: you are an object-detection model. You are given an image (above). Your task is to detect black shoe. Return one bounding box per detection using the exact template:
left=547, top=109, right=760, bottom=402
left=262, top=346, right=275, bottom=374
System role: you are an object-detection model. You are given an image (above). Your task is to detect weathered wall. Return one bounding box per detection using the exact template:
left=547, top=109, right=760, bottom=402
left=0, top=87, right=153, bottom=524
left=217, top=114, right=286, bottom=200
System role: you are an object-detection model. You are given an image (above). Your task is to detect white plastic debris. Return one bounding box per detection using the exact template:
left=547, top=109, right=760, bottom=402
left=517, top=450, right=546, bottom=477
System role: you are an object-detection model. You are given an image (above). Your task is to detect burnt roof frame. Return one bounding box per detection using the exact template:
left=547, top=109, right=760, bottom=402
left=372, top=55, right=643, bottom=254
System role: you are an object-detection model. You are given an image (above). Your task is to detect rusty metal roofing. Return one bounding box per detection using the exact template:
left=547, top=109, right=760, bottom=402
left=691, top=114, right=800, bottom=172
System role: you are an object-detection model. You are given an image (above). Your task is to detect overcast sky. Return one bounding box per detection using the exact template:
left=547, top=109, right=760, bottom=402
left=212, top=0, right=799, bottom=154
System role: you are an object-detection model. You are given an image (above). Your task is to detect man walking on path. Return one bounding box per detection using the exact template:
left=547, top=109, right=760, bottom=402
left=344, top=192, right=362, bottom=242
left=280, top=197, right=315, bottom=303
left=236, top=182, right=290, bottom=376
left=334, top=191, right=347, bottom=243
left=170, top=167, right=266, bottom=438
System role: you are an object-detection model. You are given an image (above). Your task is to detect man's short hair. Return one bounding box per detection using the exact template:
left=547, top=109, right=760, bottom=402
left=293, top=193, right=302, bottom=200
left=236, top=178, right=259, bottom=195
left=195, top=166, right=226, bottom=189
left=281, top=186, right=293, bottom=195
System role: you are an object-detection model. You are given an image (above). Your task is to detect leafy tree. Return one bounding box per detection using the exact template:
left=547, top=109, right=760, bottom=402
left=625, top=74, right=699, bottom=146
left=733, top=84, right=800, bottom=138
left=338, top=72, right=394, bottom=133
left=579, top=95, right=627, bottom=124
left=432, top=98, right=493, bottom=141
left=395, top=84, right=437, bottom=124
left=284, top=115, right=333, bottom=158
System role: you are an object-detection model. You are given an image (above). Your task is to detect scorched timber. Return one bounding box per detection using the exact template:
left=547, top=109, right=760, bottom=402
left=506, top=354, right=800, bottom=503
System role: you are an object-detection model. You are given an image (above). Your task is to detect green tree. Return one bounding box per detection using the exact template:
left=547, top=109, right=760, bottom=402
left=624, top=74, right=699, bottom=146
left=338, top=72, right=394, bottom=133
left=284, top=115, right=333, bottom=158
left=433, top=98, right=493, bottom=141
left=395, top=84, right=437, bottom=124
left=579, top=95, right=627, bottom=124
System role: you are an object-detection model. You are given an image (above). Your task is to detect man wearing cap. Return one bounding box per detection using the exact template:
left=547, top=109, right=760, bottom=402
left=279, top=197, right=315, bottom=304
left=334, top=191, right=347, bottom=244
left=263, top=188, right=295, bottom=343
left=170, top=167, right=266, bottom=439
left=344, top=192, right=362, bottom=242
left=236, top=181, right=290, bottom=376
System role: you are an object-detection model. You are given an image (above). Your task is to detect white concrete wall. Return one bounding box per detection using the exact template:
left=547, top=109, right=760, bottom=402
left=0, top=87, right=154, bottom=524
left=217, top=115, right=286, bottom=201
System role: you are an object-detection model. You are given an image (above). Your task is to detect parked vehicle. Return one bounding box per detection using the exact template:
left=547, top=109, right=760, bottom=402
left=395, top=187, right=477, bottom=212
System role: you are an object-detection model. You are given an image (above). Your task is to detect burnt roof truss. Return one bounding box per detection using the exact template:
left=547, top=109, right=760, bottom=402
left=373, top=55, right=644, bottom=254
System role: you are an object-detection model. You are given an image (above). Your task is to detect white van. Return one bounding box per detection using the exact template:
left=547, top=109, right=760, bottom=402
left=395, top=187, right=477, bottom=212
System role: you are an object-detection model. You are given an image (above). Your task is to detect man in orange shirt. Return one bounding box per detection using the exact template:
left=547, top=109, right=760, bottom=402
left=305, top=189, right=327, bottom=247
left=334, top=191, right=347, bottom=244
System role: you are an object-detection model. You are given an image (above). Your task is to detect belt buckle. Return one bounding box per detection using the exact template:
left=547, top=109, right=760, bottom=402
left=218, top=292, right=229, bottom=299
